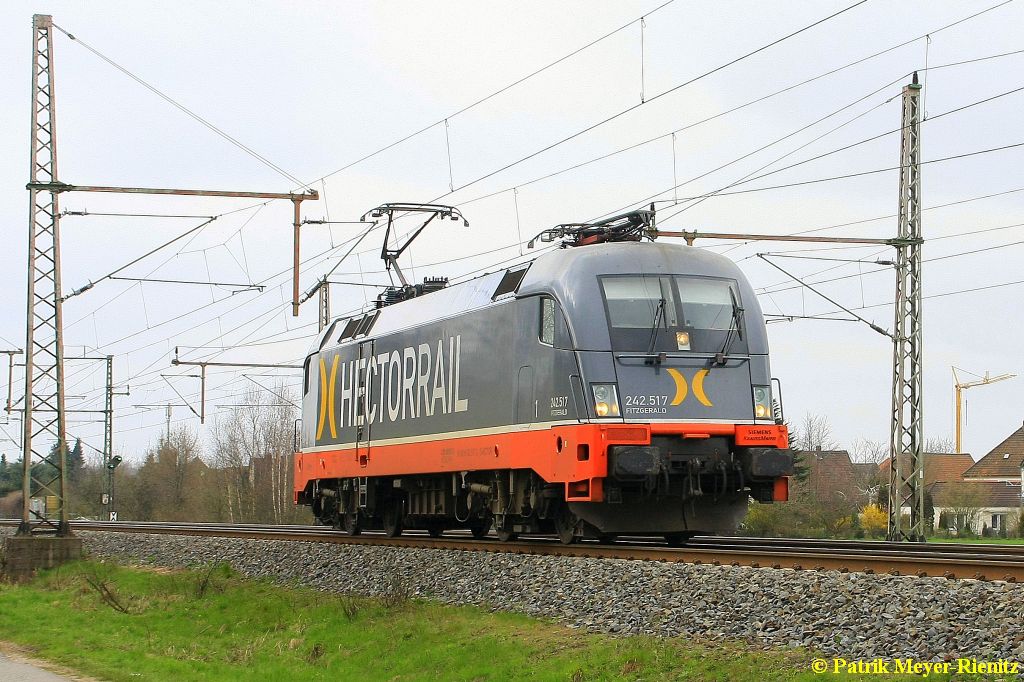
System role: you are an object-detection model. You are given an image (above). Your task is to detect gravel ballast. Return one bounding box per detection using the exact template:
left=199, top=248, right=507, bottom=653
left=4, top=527, right=1023, bottom=662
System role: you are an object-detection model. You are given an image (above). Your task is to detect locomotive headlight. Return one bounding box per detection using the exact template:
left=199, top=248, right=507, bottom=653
left=592, top=384, right=621, bottom=418
left=752, top=385, right=772, bottom=419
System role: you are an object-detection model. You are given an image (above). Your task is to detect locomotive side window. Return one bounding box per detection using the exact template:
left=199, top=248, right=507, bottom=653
left=354, top=311, right=380, bottom=338
left=338, top=318, right=359, bottom=341
left=493, top=264, right=531, bottom=300
left=540, top=297, right=555, bottom=345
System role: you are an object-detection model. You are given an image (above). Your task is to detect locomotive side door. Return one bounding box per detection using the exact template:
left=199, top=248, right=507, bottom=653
left=515, top=365, right=535, bottom=424
left=356, top=339, right=374, bottom=467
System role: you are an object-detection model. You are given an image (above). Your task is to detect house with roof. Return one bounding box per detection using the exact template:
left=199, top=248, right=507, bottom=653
left=851, top=461, right=884, bottom=504
left=878, top=451, right=976, bottom=490
left=803, top=448, right=947, bottom=509
left=933, top=423, right=1024, bottom=535
left=878, top=451, right=978, bottom=531
left=803, top=449, right=865, bottom=508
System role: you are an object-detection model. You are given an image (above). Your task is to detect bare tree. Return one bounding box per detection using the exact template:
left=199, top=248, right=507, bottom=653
left=163, top=427, right=201, bottom=515
left=132, top=426, right=205, bottom=521
left=795, top=412, right=840, bottom=452
left=924, top=436, right=956, bottom=454
left=940, top=481, right=985, bottom=536
left=848, top=437, right=886, bottom=505
left=849, top=437, right=887, bottom=463
left=211, top=385, right=298, bottom=524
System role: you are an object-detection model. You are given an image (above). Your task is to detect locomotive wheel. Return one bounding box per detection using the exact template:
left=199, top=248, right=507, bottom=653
left=597, top=534, right=617, bottom=544
left=342, top=512, right=361, bottom=536
left=468, top=516, right=491, bottom=539
left=495, top=527, right=519, bottom=542
left=427, top=524, right=444, bottom=538
left=494, top=514, right=518, bottom=542
left=383, top=500, right=404, bottom=538
left=314, top=495, right=339, bottom=528
left=554, top=506, right=578, bottom=545
left=664, top=533, right=689, bottom=547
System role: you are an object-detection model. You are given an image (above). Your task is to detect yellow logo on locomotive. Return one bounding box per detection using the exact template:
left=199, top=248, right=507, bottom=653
left=665, top=368, right=713, bottom=407
left=317, top=355, right=340, bottom=440
left=316, top=335, right=469, bottom=442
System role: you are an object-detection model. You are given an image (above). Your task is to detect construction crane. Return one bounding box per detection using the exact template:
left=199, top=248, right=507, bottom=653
left=952, top=367, right=1016, bottom=453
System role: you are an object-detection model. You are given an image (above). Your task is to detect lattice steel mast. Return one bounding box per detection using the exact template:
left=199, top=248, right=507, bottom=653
left=888, top=74, right=925, bottom=541
left=19, top=14, right=70, bottom=536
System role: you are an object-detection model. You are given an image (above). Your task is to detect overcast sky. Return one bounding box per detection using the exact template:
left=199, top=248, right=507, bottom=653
left=1, top=0, right=1022, bottom=465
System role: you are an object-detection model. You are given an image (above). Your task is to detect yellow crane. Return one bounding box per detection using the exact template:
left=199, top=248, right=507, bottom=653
left=952, top=367, right=1016, bottom=453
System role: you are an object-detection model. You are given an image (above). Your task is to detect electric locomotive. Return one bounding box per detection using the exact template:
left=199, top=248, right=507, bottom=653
left=293, top=206, right=793, bottom=544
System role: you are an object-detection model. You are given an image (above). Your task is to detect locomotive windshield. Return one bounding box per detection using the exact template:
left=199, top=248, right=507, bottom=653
left=601, top=276, right=677, bottom=328
left=673, top=277, right=737, bottom=330
left=600, top=274, right=746, bottom=353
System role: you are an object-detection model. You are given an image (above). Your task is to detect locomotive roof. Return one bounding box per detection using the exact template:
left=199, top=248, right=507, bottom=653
left=313, top=240, right=768, bottom=353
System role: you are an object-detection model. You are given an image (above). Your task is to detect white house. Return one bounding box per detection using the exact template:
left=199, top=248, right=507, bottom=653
left=933, top=423, right=1024, bottom=535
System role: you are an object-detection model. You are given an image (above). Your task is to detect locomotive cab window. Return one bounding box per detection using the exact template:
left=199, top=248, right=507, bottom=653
left=540, top=296, right=555, bottom=345
left=675, top=277, right=740, bottom=331
left=600, top=275, right=745, bottom=353
left=601, top=276, right=677, bottom=329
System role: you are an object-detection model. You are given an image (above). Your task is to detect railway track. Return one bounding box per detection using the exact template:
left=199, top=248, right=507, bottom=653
left=5, top=518, right=1024, bottom=581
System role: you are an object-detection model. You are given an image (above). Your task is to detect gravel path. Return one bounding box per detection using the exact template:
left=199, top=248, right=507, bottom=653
left=5, top=528, right=1024, bottom=662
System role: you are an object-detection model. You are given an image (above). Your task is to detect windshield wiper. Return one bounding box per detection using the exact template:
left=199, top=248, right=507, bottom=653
left=644, top=297, right=668, bottom=365
left=713, top=289, right=744, bottom=367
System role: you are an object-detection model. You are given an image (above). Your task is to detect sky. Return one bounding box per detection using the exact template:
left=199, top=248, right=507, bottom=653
left=0, top=0, right=1022, bottom=466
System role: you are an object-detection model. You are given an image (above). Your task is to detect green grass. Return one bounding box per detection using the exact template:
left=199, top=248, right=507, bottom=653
left=928, top=537, right=1024, bottom=545
left=0, top=561, right=997, bottom=681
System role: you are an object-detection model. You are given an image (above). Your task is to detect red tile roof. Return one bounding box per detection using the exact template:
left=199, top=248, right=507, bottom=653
left=963, top=425, right=1024, bottom=480
left=878, top=452, right=976, bottom=486
left=805, top=450, right=856, bottom=504
left=930, top=480, right=1022, bottom=508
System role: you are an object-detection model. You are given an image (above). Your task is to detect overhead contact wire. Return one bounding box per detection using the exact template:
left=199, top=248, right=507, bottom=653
left=312, top=0, right=677, bottom=185
left=436, top=1, right=870, bottom=200
left=52, top=24, right=307, bottom=188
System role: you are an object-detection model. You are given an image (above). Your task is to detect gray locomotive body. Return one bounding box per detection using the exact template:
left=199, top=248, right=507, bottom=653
left=295, top=240, right=793, bottom=543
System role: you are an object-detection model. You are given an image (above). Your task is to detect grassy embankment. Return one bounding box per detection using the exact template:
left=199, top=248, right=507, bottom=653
left=928, top=537, right=1024, bottom=544
left=0, top=560, right=981, bottom=681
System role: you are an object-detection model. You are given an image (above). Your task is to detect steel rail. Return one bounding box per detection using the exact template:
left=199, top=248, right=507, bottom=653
left=3, top=519, right=1022, bottom=581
